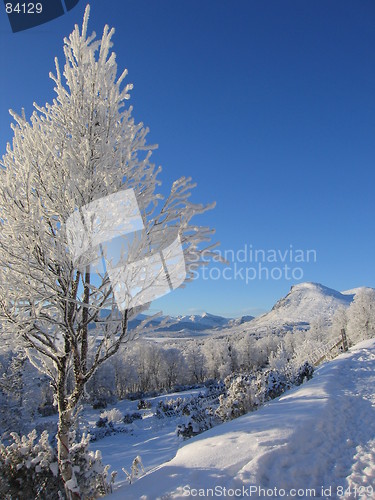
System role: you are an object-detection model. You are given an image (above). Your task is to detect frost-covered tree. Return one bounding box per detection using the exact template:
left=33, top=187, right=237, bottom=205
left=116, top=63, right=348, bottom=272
left=202, top=338, right=231, bottom=380
left=161, top=348, right=187, bottom=390
left=0, top=6, right=216, bottom=496
left=130, top=342, right=164, bottom=393
left=184, top=342, right=206, bottom=384
left=346, top=289, right=375, bottom=344
left=268, top=342, right=289, bottom=374
left=331, top=305, right=348, bottom=339
left=235, top=335, right=259, bottom=372
left=0, top=351, right=50, bottom=435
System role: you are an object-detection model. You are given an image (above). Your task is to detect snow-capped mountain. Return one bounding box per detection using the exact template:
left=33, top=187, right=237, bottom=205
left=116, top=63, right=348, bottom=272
left=170, top=312, right=233, bottom=331
left=92, top=309, right=253, bottom=334
left=226, top=282, right=371, bottom=337
left=268, top=282, right=353, bottom=324
left=129, top=311, right=254, bottom=335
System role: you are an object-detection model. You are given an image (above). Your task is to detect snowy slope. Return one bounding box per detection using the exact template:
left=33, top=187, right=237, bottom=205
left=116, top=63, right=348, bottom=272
left=106, top=338, right=375, bottom=499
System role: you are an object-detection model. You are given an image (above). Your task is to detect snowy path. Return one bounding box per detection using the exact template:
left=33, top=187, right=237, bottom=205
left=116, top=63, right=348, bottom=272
left=107, top=339, right=375, bottom=499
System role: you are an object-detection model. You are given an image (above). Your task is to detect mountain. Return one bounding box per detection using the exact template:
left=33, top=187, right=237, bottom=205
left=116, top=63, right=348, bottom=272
left=228, top=315, right=255, bottom=327
left=268, top=282, right=353, bottom=324
left=225, top=282, right=370, bottom=338
left=150, top=312, right=256, bottom=333
left=129, top=282, right=360, bottom=340
left=169, top=312, right=233, bottom=331
left=91, top=309, right=254, bottom=338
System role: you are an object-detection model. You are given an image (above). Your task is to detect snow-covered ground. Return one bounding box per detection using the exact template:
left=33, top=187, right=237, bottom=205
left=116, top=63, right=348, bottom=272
left=101, top=338, right=375, bottom=499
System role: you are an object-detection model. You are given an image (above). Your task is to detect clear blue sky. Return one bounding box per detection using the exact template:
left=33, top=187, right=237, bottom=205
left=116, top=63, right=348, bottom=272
left=1, top=1, right=374, bottom=317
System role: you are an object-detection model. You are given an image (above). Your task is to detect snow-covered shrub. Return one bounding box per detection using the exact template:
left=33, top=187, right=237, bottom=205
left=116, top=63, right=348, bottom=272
left=0, top=430, right=63, bottom=499
left=346, top=288, right=375, bottom=344
left=216, top=374, right=260, bottom=422
left=293, top=361, right=314, bottom=386
left=205, top=380, right=226, bottom=397
left=263, top=370, right=289, bottom=401
left=156, top=397, right=186, bottom=418
left=92, top=417, right=128, bottom=442
left=122, top=455, right=144, bottom=484
left=268, top=343, right=290, bottom=373
left=177, top=402, right=216, bottom=439
left=216, top=368, right=294, bottom=422
left=155, top=393, right=219, bottom=438
left=96, top=416, right=112, bottom=428
left=137, top=399, right=152, bottom=410
left=100, top=408, right=123, bottom=423
left=0, top=430, right=116, bottom=499
left=123, top=412, right=142, bottom=425
left=69, top=432, right=116, bottom=498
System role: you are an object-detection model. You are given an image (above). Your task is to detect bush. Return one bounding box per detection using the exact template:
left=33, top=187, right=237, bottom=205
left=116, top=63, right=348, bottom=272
left=156, top=397, right=186, bottom=418
left=0, top=429, right=63, bottom=499
left=99, top=408, right=123, bottom=423
left=96, top=417, right=111, bottom=428
left=177, top=403, right=216, bottom=439
left=92, top=399, right=108, bottom=410
left=215, top=374, right=261, bottom=422
left=38, top=402, right=58, bottom=417
left=264, top=370, right=289, bottom=401
left=216, top=362, right=315, bottom=423
left=123, top=412, right=142, bottom=425
left=137, top=399, right=152, bottom=410
left=294, top=362, right=314, bottom=386
left=0, top=430, right=116, bottom=499
left=69, top=433, right=116, bottom=498
left=92, top=417, right=128, bottom=442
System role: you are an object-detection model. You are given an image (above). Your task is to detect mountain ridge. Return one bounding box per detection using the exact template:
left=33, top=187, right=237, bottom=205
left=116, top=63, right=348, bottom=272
left=96, top=282, right=373, bottom=339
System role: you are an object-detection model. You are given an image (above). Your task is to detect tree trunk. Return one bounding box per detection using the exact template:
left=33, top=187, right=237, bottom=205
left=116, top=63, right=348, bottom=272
left=58, top=410, right=75, bottom=498
left=56, top=362, right=79, bottom=499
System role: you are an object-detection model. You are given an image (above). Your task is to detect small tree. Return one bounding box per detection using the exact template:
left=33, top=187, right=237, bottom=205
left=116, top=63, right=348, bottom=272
left=0, top=6, right=216, bottom=497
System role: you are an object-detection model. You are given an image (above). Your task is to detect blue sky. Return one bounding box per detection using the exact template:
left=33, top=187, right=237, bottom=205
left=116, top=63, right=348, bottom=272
left=1, top=1, right=374, bottom=317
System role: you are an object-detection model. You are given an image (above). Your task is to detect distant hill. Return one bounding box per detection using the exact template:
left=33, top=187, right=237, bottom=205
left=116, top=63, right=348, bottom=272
left=129, top=311, right=254, bottom=337
left=91, top=308, right=254, bottom=338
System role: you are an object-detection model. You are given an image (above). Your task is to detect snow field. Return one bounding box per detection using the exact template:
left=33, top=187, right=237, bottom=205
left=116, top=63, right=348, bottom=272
left=105, top=339, right=375, bottom=499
